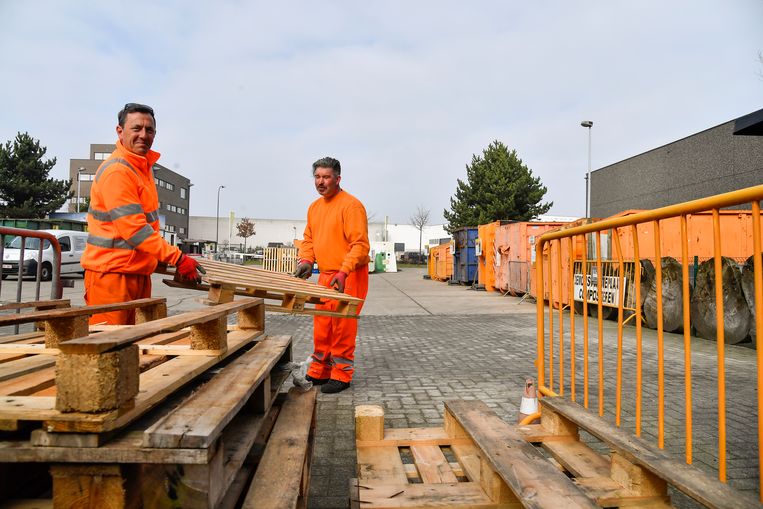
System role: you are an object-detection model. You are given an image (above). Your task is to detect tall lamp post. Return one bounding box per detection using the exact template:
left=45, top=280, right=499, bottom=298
left=216, top=185, right=225, bottom=254
left=580, top=120, right=593, bottom=219
left=76, top=167, right=86, bottom=213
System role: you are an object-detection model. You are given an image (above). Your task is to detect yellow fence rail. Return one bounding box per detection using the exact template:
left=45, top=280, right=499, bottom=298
left=535, top=184, right=763, bottom=499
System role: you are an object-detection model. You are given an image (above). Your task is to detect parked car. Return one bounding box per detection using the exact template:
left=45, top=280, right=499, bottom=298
left=1, top=230, right=88, bottom=280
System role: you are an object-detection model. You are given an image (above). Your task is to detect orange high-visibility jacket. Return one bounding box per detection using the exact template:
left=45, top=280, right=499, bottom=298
left=81, top=141, right=181, bottom=275
left=299, top=189, right=370, bottom=274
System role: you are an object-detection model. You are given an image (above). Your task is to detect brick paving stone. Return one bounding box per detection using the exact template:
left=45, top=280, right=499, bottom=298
left=264, top=304, right=760, bottom=508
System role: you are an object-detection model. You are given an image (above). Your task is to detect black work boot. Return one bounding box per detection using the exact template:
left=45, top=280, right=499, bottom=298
left=306, top=374, right=329, bottom=386
left=321, top=379, right=351, bottom=394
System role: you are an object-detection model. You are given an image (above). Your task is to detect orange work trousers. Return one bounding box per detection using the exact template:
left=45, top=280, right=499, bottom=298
left=84, top=271, right=152, bottom=325
left=307, top=266, right=369, bottom=383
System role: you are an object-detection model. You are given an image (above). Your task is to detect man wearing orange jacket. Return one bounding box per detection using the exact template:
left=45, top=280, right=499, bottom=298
left=81, top=103, right=203, bottom=325
left=294, top=157, right=370, bottom=394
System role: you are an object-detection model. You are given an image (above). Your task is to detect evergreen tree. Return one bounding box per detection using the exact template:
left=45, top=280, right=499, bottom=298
left=443, top=140, right=552, bottom=232
left=0, top=132, right=71, bottom=218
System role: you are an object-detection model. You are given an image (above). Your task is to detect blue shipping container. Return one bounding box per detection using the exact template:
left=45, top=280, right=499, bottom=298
left=452, top=227, right=478, bottom=284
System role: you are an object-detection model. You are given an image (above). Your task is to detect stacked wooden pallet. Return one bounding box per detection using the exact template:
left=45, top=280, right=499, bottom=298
left=352, top=400, right=760, bottom=509
left=164, top=258, right=364, bottom=318
left=0, top=297, right=316, bottom=508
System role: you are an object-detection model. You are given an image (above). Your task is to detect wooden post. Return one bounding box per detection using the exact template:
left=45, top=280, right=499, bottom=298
left=208, top=283, right=235, bottom=304
left=610, top=452, right=668, bottom=498
left=51, top=464, right=141, bottom=509
left=444, top=408, right=468, bottom=439
left=237, top=302, right=264, bottom=331
left=55, top=345, right=139, bottom=413
left=355, top=405, right=384, bottom=441
left=135, top=302, right=167, bottom=324
left=541, top=404, right=579, bottom=438
left=44, top=316, right=89, bottom=348
left=248, top=374, right=271, bottom=414
left=479, top=457, right=518, bottom=503
left=190, top=317, right=228, bottom=351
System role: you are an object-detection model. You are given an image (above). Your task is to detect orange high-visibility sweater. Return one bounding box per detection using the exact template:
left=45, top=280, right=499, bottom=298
left=299, top=189, right=370, bottom=274
left=81, top=141, right=182, bottom=275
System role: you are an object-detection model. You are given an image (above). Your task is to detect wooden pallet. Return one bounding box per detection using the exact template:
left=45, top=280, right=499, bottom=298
left=0, top=297, right=266, bottom=434
left=164, top=258, right=364, bottom=318
left=352, top=400, right=762, bottom=509
left=0, top=335, right=312, bottom=508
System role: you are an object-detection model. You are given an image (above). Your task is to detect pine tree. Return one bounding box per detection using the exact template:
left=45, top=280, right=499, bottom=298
left=0, top=132, right=72, bottom=218
left=443, top=140, right=552, bottom=232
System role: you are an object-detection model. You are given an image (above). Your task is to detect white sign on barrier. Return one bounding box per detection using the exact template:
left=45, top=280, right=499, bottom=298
left=573, top=273, right=627, bottom=307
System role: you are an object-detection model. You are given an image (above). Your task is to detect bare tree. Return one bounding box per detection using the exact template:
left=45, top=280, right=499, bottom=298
left=236, top=217, right=256, bottom=253
left=410, top=205, right=430, bottom=259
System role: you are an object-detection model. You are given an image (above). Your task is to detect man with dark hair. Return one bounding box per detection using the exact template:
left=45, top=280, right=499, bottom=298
left=81, top=103, right=203, bottom=325
left=294, top=156, right=370, bottom=394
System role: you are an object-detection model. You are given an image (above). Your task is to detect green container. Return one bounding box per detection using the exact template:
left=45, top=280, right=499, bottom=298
left=374, top=252, right=385, bottom=273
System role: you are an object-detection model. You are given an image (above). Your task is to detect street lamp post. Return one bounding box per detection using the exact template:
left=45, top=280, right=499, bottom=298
left=216, top=185, right=225, bottom=254
left=76, top=167, right=86, bottom=213
left=580, top=120, right=593, bottom=219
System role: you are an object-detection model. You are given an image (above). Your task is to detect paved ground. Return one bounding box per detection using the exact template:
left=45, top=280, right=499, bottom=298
left=1, top=268, right=759, bottom=508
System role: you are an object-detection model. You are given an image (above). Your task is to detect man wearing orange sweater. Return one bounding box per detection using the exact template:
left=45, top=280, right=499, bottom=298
left=294, top=157, right=370, bottom=394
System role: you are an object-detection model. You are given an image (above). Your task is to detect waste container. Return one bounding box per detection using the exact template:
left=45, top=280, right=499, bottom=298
left=452, top=227, right=478, bottom=285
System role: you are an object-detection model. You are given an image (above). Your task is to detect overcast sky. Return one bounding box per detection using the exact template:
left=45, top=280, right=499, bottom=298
left=1, top=1, right=761, bottom=224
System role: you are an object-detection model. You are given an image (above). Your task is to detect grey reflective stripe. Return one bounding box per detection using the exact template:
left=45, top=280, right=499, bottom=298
left=88, top=203, right=144, bottom=222
left=94, top=158, right=138, bottom=183
left=87, top=234, right=134, bottom=250
left=126, top=224, right=154, bottom=247
left=332, top=356, right=354, bottom=366
left=311, top=352, right=329, bottom=362
left=88, top=207, right=111, bottom=221
left=109, top=203, right=144, bottom=220
left=145, top=209, right=159, bottom=223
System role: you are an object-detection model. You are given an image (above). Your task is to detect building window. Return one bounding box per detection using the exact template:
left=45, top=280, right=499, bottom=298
left=93, top=152, right=110, bottom=160
left=76, top=173, right=94, bottom=182
left=166, top=204, right=171, bottom=211
left=166, top=182, right=174, bottom=191
left=179, top=227, right=186, bottom=234
left=154, top=177, right=159, bottom=185
left=180, top=188, right=187, bottom=199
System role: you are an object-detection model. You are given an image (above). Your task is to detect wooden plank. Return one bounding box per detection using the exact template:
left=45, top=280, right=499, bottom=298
left=144, top=336, right=291, bottom=448
left=451, top=442, right=481, bottom=482
left=351, top=480, right=515, bottom=508
left=58, top=298, right=262, bottom=354
left=0, top=500, right=53, bottom=509
left=410, top=444, right=458, bottom=483
left=444, top=399, right=598, bottom=509
left=0, top=356, right=55, bottom=382
left=0, top=298, right=165, bottom=326
left=242, top=387, right=316, bottom=509
left=541, top=397, right=762, bottom=509
left=0, top=299, right=70, bottom=312
left=51, top=464, right=141, bottom=509
left=0, top=331, right=45, bottom=345
left=542, top=440, right=610, bottom=479
left=0, top=366, right=55, bottom=396
left=0, top=344, right=57, bottom=355
left=357, top=446, right=408, bottom=484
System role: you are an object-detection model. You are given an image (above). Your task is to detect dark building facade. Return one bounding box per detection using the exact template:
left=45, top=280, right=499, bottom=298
left=69, top=144, right=191, bottom=245
left=591, top=109, right=763, bottom=218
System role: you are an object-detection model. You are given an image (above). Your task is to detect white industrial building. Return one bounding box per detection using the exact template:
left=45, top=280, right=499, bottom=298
left=188, top=215, right=449, bottom=255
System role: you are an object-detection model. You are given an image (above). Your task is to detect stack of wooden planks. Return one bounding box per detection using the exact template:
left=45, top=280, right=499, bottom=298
left=0, top=297, right=317, bottom=508
left=352, top=400, right=761, bottom=509
left=164, top=258, right=365, bottom=318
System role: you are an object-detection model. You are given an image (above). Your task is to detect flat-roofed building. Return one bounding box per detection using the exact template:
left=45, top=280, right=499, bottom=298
left=69, top=144, right=191, bottom=245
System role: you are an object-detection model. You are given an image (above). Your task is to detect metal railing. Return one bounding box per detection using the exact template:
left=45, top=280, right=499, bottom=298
left=1, top=227, right=63, bottom=333
left=534, top=184, right=763, bottom=498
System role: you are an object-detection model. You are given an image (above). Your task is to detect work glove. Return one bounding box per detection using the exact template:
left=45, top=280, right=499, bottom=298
left=293, top=259, right=313, bottom=279
left=329, top=271, right=348, bottom=293
left=176, top=254, right=206, bottom=283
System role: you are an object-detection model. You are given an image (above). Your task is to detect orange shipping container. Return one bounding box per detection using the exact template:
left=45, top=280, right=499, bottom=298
left=532, top=219, right=590, bottom=306
left=495, top=221, right=574, bottom=295
left=477, top=221, right=509, bottom=292
left=428, top=244, right=453, bottom=282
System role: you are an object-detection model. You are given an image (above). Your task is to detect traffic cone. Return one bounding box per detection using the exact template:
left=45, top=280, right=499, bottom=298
left=517, top=378, right=539, bottom=424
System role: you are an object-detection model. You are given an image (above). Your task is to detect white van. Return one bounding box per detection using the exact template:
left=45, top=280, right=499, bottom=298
left=1, top=230, right=88, bottom=280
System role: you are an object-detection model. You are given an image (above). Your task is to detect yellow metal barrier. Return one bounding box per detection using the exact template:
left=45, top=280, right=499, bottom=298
left=535, top=184, right=763, bottom=498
